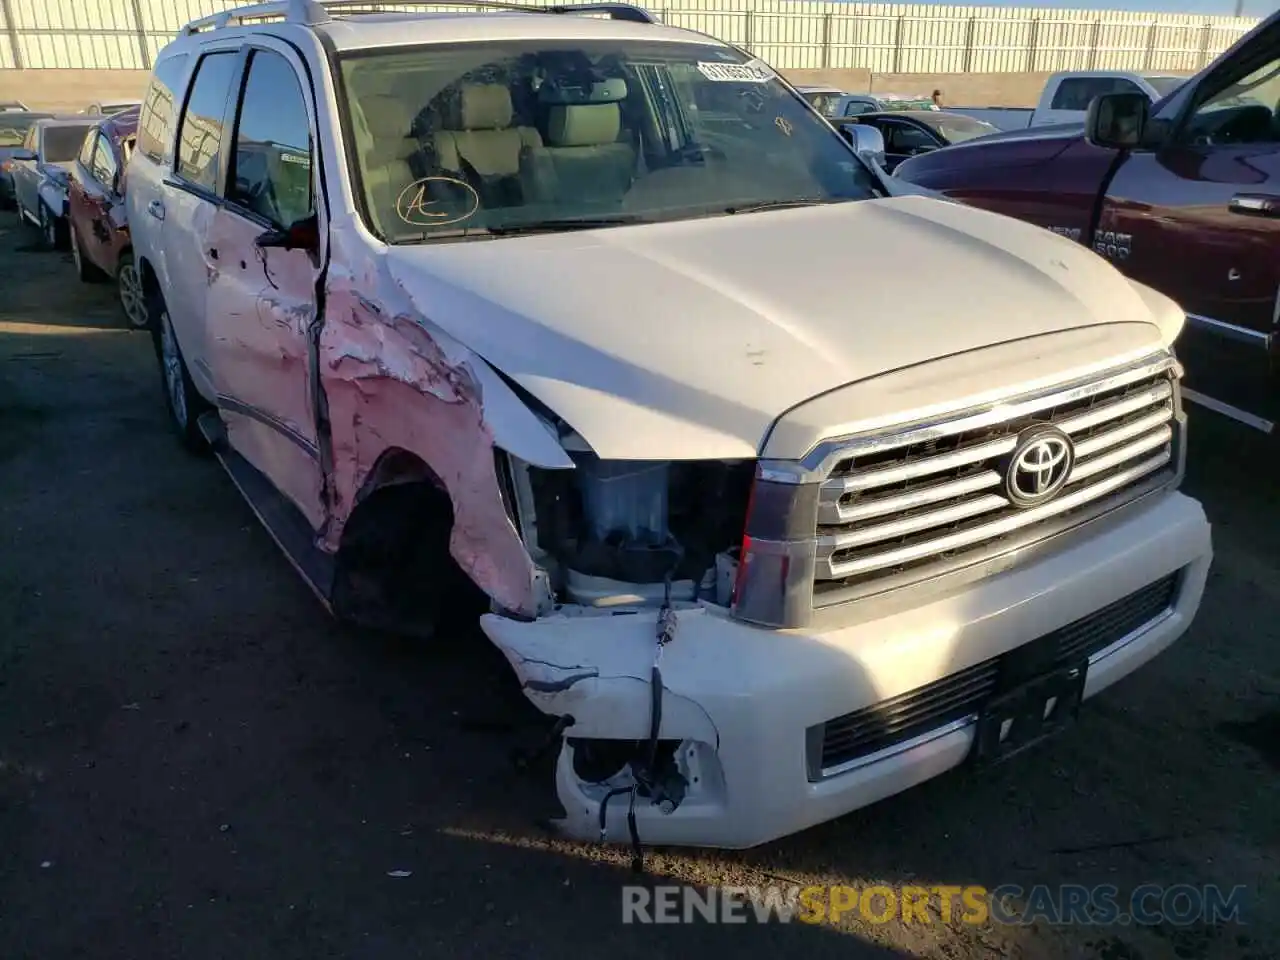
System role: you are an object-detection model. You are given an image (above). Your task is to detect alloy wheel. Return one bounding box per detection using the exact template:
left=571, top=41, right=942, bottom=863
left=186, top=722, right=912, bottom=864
left=118, top=261, right=148, bottom=328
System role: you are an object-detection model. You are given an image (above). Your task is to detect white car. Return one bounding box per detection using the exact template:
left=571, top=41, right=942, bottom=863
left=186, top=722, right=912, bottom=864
left=127, top=0, right=1211, bottom=851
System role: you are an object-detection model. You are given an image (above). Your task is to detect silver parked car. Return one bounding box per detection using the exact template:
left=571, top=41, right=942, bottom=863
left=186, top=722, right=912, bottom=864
left=7, top=117, right=94, bottom=248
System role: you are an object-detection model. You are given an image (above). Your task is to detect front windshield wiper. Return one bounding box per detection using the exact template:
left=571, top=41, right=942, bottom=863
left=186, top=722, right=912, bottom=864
left=722, top=197, right=840, bottom=215
left=486, top=215, right=646, bottom=236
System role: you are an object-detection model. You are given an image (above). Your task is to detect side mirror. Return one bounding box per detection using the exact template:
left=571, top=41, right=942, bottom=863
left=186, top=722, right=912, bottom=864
left=256, top=213, right=320, bottom=254
left=841, top=124, right=886, bottom=169
left=9, top=149, right=35, bottom=162
left=1085, top=92, right=1149, bottom=150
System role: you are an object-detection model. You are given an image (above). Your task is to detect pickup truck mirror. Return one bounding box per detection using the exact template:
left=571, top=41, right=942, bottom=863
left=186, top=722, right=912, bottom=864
left=256, top=213, right=320, bottom=254
left=840, top=124, right=887, bottom=169
left=1085, top=92, right=1149, bottom=150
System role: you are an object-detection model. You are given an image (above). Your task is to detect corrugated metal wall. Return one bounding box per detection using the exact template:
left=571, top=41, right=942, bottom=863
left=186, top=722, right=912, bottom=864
left=0, top=0, right=1261, bottom=73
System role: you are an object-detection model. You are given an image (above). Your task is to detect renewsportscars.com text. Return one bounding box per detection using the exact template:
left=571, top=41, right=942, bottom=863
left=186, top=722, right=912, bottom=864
left=621, top=884, right=1247, bottom=927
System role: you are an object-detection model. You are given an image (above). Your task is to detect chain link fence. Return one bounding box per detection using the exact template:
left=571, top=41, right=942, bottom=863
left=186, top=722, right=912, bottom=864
left=0, top=0, right=1260, bottom=73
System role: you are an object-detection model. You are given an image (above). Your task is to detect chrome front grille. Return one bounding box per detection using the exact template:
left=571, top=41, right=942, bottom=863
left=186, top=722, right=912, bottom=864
left=812, top=353, right=1182, bottom=597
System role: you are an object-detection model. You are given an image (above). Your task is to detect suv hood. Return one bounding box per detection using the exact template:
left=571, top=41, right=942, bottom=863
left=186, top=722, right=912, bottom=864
left=385, top=195, right=1166, bottom=461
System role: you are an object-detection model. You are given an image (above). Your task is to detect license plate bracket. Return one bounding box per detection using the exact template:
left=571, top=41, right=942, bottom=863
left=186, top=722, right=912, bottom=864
left=970, top=660, right=1087, bottom=767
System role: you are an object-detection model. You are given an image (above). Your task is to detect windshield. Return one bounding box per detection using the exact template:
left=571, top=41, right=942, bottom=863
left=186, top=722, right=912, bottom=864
left=43, top=125, right=90, bottom=162
left=0, top=115, right=49, bottom=146
left=338, top=40, right=879, bottom=243
left=928, top=115, right=999, bottom=143
left=1144, top=76, right=1186, bottom=97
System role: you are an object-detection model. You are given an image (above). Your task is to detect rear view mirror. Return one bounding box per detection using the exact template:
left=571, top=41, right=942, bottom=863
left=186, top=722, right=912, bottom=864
left=840, top=124, right=886, bottom=169
left=1085, top=93, right=1149, bottom=150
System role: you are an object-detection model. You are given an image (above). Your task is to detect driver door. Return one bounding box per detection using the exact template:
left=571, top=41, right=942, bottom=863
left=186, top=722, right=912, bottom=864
left=1097, top=26, right=1280, bottom=348
left=206, top=40, right=328, bottom=531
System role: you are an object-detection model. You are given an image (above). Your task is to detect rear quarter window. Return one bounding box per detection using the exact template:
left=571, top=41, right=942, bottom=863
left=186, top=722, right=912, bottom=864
left=138, top=53, right=190, bottom=164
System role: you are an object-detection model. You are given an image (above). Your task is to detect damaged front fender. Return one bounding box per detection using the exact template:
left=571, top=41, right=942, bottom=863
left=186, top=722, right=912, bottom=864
left=317, top=243, right=572, bottom=619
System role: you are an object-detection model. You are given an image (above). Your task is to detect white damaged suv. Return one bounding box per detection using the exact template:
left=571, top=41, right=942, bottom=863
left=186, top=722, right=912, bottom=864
left=127, top=0, right=1212, bottom=850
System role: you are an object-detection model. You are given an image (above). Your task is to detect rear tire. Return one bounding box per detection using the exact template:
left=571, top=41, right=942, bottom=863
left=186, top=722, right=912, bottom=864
left=150, top=295, right=211, bottom=454
left=71, top=223, right=107, bottom=282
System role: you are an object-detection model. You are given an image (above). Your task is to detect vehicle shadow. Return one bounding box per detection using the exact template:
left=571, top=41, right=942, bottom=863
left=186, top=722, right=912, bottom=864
left=0, top=220, right=127, bottom=331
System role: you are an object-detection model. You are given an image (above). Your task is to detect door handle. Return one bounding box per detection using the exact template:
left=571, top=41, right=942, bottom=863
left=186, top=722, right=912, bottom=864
left=1228, top=194, right=1280, bottom=217
left=147, top=199, right=165, bottom=221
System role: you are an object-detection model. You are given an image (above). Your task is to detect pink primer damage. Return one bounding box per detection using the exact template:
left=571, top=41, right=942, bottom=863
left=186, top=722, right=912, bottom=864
left=317, top=252, right=540, bottom=618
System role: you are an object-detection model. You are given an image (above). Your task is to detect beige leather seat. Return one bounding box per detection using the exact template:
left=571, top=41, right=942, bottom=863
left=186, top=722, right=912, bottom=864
left=432, top=84, right=541, bottom=204
left=359, top=93, right=422, bottom=233
left=539, top=102, right=635, bottom=204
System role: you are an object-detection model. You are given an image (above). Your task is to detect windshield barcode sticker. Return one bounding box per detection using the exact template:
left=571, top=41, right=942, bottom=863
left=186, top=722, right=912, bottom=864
left=696, top=60, right=774, bottom=83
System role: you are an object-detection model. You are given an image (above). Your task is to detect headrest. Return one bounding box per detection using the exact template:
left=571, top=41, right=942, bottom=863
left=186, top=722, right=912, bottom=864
left=547, top=103, right=620, bottom=148
left=458, top=84, right=513, bottom=130
left=361, top=93, right=414, bottom=140
left=538, top=78, right=627, bottom=106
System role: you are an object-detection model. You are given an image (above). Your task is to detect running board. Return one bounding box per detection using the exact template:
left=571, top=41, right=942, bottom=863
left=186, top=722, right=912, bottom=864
left=197, top=412, right=336, bottom=610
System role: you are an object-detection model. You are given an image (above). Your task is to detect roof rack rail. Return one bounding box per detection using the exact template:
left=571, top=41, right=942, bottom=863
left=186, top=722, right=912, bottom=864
left=319, top=1, right=658, bottom=24
left=181, top=0, right=658, bottom=34
left=181, top=0, right=328, bottom=35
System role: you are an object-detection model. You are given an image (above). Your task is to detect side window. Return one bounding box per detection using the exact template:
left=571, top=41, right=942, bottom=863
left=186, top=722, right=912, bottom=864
left=138, top=53, right=190, bottom=163
left=879, top=121, right=906, bottom=151
left=227, top=49, right=314, bottom=227
left=91, top=133, right=119, bottom=188
left=78, top=129, right=96, bottom=167
left=891, top=123, right=936, bottom=152
left=175, top=51, right=239, bottom=192
left=1182, top=54, right=1280, bottom=146
left=1051, top=79, right=1095, bottom=111
left=844, top=101, right=873, bottom=117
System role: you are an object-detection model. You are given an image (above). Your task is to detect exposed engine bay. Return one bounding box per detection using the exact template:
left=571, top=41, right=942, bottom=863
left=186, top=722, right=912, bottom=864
left=507, top=450, right=753, bottom=612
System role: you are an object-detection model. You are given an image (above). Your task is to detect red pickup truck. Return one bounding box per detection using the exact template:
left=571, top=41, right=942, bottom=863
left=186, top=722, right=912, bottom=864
left=894, top=10, right=1280, bottom=428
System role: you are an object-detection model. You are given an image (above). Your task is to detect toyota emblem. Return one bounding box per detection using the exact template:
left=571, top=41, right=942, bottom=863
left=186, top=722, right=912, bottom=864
left=1003, top=427, right=1074, bottom=508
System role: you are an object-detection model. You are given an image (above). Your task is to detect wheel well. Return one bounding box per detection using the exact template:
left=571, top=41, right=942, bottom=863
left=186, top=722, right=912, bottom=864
left=137, top=256, right=159, bottom=298
left=330, top=448, right=486, bottom=638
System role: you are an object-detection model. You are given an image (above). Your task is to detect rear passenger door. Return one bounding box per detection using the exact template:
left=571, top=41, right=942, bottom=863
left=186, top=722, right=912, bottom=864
left=206, top=41, right=328, bottom=530
left=161, top=46, right=241, bottom=398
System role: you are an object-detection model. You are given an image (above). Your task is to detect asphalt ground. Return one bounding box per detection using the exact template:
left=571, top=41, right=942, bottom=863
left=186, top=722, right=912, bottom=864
left=1, top=216, right=1278, bottom=960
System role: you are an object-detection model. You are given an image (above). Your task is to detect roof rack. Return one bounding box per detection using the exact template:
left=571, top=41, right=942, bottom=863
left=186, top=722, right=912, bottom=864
left=181, top=0, right=657, bottom=34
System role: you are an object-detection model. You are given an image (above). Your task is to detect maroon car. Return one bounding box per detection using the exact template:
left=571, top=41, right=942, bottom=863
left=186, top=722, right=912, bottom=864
left=894, top=11, right=1280, bottom=426
left=68, top=107, right=147, bottom=328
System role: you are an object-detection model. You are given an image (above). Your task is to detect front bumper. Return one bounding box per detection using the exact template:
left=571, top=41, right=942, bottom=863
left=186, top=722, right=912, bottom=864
left=481, top=490, right=1211, bottom=849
